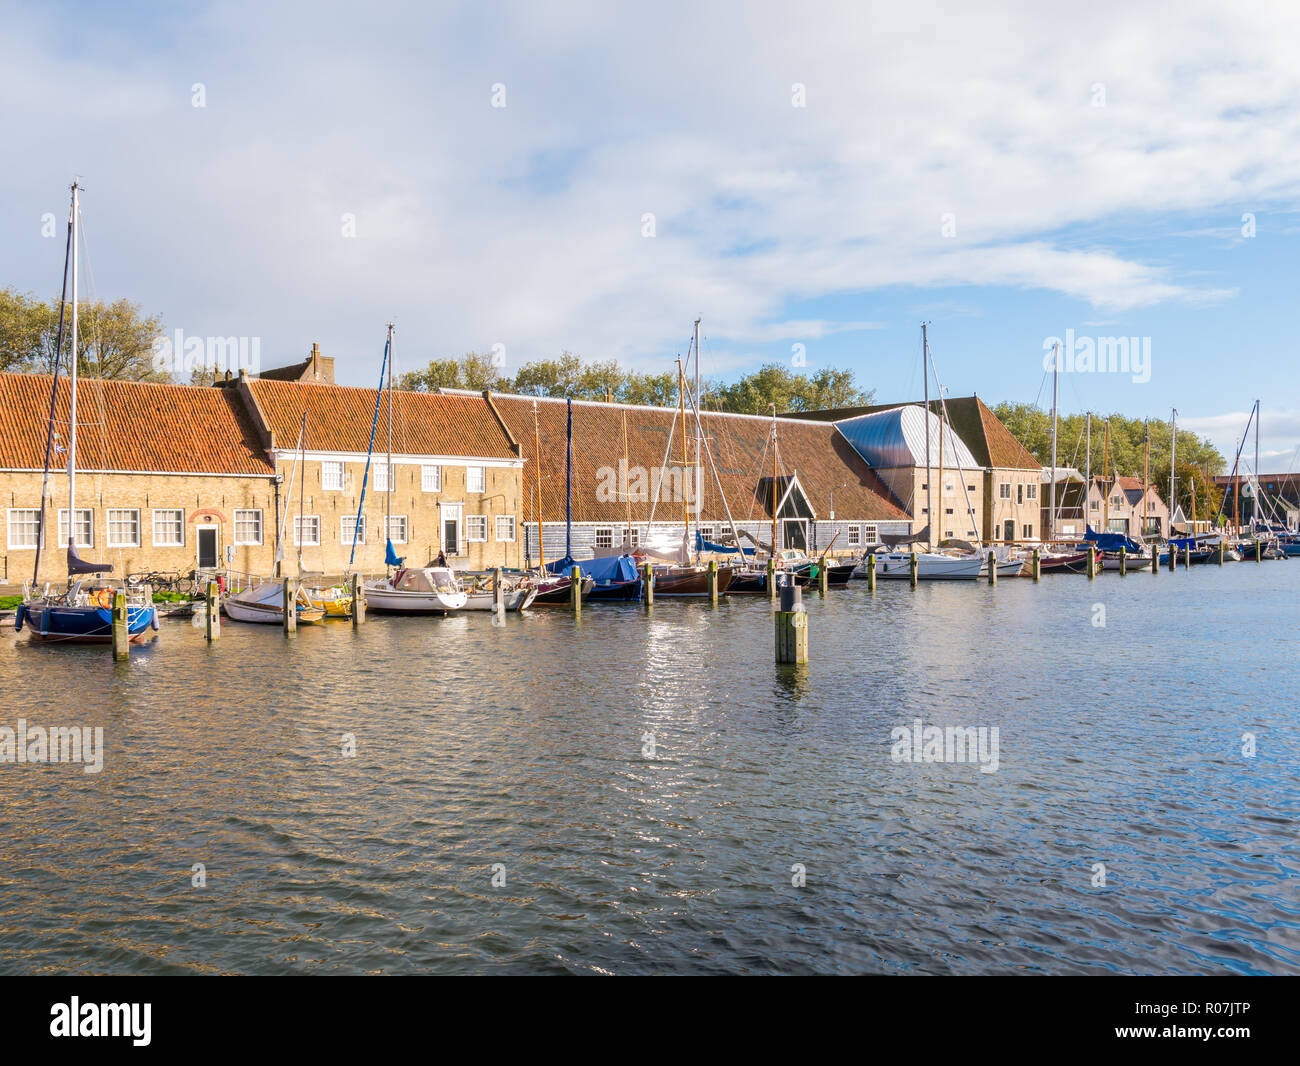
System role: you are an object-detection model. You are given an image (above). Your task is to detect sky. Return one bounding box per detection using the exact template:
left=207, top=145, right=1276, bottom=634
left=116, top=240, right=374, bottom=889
left=3, top=1, right=1299, bottom=469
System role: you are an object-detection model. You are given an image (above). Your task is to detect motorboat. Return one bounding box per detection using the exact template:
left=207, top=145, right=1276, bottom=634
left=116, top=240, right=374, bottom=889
left=363, top=567, right=467, bottom=614
left=224, top=581, right=326, bottom=624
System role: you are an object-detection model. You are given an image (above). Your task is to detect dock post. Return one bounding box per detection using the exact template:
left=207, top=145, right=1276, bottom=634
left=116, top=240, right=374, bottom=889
left=817, top=560, right=828, bottom=596
left=987, top=550, right=996, bottom=585
left=1086, top=547, right=1096, bottom=579
left=866, top=553, right=876, bottom=591
left=708, top=559, right=720, bottom=604
left=570, top=565, right=582, bottom=614
left=1168, top=545, right=1176, bottom=571
left=1217, top=540, right=1224, bottom=566
left=1119, top=547, right=1127, bottom=576
left=351, top=572, right=365, bottom=625
left=1183, top=544, right=1191, bottom=568
left=909, top=551, right=918, bottom=588
left=774, top=580, right=807, bottom=665
left=1151, top=548, right=1159, bottom=574
left=766, top=557, right=777, bottom=600
left=492, top=567, right=504, bottom=613
left=111, top=591, right=129, bottom=662
left=283, top=577, right=298, bottom=634
left=1031, top=547, right=1040, bottom=582
left=1255, top=539, right=1262, bottom=563
left=205, top=580, right=220, bottom=640
left=643, top=562, right=654, bottom=606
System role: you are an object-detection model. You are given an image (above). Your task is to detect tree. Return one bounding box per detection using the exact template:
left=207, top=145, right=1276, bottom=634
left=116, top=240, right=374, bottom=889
left=0, top=286, right=169, bottom=381
left=714, top=362, right=873, bottom=414
left=398, top=351, right=504, bottom=392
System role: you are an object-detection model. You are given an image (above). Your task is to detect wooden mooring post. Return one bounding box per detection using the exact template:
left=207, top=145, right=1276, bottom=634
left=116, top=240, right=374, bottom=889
left=283, top=576, right=298, bottom=634
left=1217, top=541, right=1224, bottom=566
left=351, top=572, right=365, bottom=625
left=1119, top=547, right=1127, bottom=576
left=205, top=580, right=220, bottom=641
left=909, top=551, right=918, bottom=588
left=492, top=567, right=505, bottom=613
left=1087, top=548, right=1096, bottom=579
left=987, top=550, right=996, bottom=586
left=1255, top=539, right=1262, bottom=563
left=766, top=557, right=777, bottom=600
left=111, top=591, right=129, bottom=662
left=570, top=565, right=582, bottom=614
left=1184, top=544, right=1192, bottom=568
left=643, top=562, right=654, bottom=606
left=1031, top=547, right=1041, bottom=582
left=817, top=560, right=828, bottom=596
left=866, top=553, right=876, bottom=591
left=774, top=579, right=807, bottom=665
left=1168, top=546, right=1177, bottom=571
left=708, top=559, right=720, bottom=603
left=1151, top=548, right=1159, bottom=574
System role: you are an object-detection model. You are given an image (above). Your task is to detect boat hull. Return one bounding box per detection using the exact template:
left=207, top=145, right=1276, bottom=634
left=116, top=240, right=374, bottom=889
left=1038, top=550, right=1093, bottom=574
left=224, top=598, right=326, bottom=624
left=16, top=603, right=158, bottom=643
left=874, top=552, right=984, bottom=580
left=586, top=578, right=643, bottom=601
left=530, top=575, right=594, bottom=605
left=651, top=567, right=734, bottom=596
left=461, top=587, right=538, bottom=611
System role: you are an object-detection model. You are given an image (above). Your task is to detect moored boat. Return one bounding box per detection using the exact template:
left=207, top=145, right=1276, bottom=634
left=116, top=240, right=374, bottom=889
left=224, top=581, right=326, bottom=624
left=363, top=567, right=467, bottom=614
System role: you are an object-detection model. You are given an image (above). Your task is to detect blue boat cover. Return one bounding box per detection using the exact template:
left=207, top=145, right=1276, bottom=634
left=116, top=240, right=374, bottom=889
left=693, top=532, right=755, bottom=555
left=1166, top=536, right=1199, bottom=550
left=545, top=553, right=639, bottom=582
left=1084, top=527, right=1142, bottom=552
left=385, top=538, right=404, bottom=567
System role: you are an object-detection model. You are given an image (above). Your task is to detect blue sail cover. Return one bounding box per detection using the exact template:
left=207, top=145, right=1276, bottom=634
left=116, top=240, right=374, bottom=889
left=1166, top=536, right=1200, bottom=550
left=1083, top=527, right=1142, bottom=552
left=694, top=532, right=754, bottom=555
left=545, top=553, right=639, bottom=582
left=385, top=538, right=404, bottom=566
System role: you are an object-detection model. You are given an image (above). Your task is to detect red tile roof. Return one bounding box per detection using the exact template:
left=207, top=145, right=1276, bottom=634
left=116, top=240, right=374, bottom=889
left=489, top=393, right=910, bottom=524
left=0, top=372, right=274, bottom=475
left=244, top=379, right=520, bottom=460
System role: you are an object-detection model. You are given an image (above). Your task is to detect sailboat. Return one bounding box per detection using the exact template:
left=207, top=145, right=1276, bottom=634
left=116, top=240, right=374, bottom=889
left=360, top=325, right=468, bottom=614
left=873, top=324, right=983, bottom=581
left=15, top=183, right=159, bottom=644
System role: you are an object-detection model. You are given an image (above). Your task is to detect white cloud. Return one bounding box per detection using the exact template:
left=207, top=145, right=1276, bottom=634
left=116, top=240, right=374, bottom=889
left=2, top=1, right=1300, bottom=383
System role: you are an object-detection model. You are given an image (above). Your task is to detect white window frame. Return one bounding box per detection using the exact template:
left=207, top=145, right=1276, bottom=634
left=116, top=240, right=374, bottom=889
left=106, top=508, right=141, bottom=549
left=233, top=508, right=263, bottom=546
left=373, top=462, right=396, bottom=493
left=321, top=461, right=344, bottom=491
left=465, top=515, right=488, bottom=542
left=847, top=524, right=861, bottom=546
left=294, top=515, right=321, bottom=547
left=7, top=508, right=43, bottom=550
left=594, top=526, right=614, bottom=549
left=421, top=465, right=442, bottom=492
left=1026, top=483, right=1038, bottom=501
left=495, top=515, right=515, bottom=542
left=387, top=515, right=408, bottom=544
left=151, top=508, right=185, bottom=547
left=58, top=508, right=94, bottom=549
left=342, top=515, right=366, bottom=545
left=998, top=483, right=1011, bottom=499
left=466, top=466, right=486, bottom=494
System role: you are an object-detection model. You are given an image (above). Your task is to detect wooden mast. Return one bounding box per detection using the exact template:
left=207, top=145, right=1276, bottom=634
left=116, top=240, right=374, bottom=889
left=68, top=182, right=79, bottom=571
left=623, top=406, right=632, bottom=548
left=532, top=400, right=544, bottom=568
left=385, top=322, right=394, bottom=564
left=1102, top=419, right=1111, bottom=530
left=922, top=323, right=933, bottom=550
left=771, top=406, right=779, bottom=560
left=678, top=357, right=688, bottom=544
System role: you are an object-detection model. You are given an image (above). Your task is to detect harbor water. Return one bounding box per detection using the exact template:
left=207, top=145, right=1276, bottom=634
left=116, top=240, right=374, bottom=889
left=1, top=562, right=1297, bottom=975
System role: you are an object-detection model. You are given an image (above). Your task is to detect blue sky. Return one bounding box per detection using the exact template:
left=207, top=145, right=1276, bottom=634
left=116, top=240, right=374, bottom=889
left=3, top=0, right=1299, bottom=466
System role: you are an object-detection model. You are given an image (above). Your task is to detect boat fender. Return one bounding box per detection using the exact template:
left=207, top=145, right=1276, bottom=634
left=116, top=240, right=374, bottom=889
left=150, top=609, right=160, bottom=631
left=14, top=604, right=25, bottom=632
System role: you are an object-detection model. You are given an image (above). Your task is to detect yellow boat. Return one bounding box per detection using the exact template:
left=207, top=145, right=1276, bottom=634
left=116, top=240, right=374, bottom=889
left=302, top=584, right=353, bottom=618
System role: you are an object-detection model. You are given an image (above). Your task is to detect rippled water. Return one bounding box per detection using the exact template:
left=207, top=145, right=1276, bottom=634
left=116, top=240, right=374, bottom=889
left=2, top=562, right=1298, bottom=975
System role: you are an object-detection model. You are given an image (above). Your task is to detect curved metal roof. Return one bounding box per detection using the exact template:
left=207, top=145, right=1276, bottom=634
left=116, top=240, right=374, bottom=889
left=835, top=405, right=982, bottom=470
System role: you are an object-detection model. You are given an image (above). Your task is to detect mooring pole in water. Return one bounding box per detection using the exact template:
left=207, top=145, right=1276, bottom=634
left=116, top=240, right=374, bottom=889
left=1168, top=546, right=1176, bottom=571
left=866, top=553, right=877, bottom=591
left=492, top=567, right=504, bottom=613
left=1031, top=547, right=1040, bottom=582
left=774, top=577, right=807, bottom=665
left=351, top=572, right=365, bottom=625
left=818, top=561, right=828, bottom=596
left=1086, top=548, right=1096, bottom=579
left=909, top=551, right=918, bottom=588
left=767, top=557, right=777, bottom=601
left=283, top=577, right=297, bottom=634
left=987, top=550, right=996, bottom=586
left=205, top=580, right=220, bottom=641
left=1119, top=547, right=1127, bottom=576
left=708, top=559, right=719, bottom=604
left=1151, top=548, right=1159, bottom=574
left=570, top=565, right=582, bottom=614
left=111, top=591, right=129, bottom=662
left=1255, top=540, right=1262, bottom=563
left=643, top=562, right=654, bottom=606
left=1217, top=541, right=1224, bottom=566
left=1184, top=544, right=1192, bottom=568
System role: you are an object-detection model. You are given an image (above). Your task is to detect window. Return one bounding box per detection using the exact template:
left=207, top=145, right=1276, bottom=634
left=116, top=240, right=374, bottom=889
left=862, top=523, right=878, bottom=543
left=233, top=509, right=263, bottom=545
left=999, top=483, right=1011, bottom=499
left=967, top=484, right=976, bottom=493
left=321, top=461, right=344, bottom=491
left=342, top=515, right=365, bottom=545
left=107, top=508, right=141, bottom=548
left=945, top=507, right=954, bottom=515
left=152, top=508, right=185, bottom=547
left=421, top=465, right=442, bottom=492
left=466, top=466, right=486, bottom=493
left=58, top=508, right=93, bottom=548
left=847, top=525, right=862, bottom=546
left=1016, top=484, right=1024, bottom=504
left=7, top=509, right=42, bottom=549
left=495, top=515, right=515, bottom=542
left=1026, top=484, right=1038, bottom=500
left=373, top=463, right=396, bottom=492
left=1023, top=524, right=1033, bottom=539
left=388, top=515, right=408, bottom=544
left=1090, top=500, right=1099, bottom=511
left=466, top=515, right=487, bottom=542
left=629, top=527, right=641, bottom=547
left=594, top=526, right=614, bottom=549
left=294, top=515, right=320, bottom=546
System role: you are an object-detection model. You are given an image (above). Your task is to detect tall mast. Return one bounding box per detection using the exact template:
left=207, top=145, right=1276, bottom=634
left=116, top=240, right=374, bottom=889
left=623, top=407, right=632, bottom=547
left=771, top=406, right=779, bottom=558
left=532, top=401, right=544, bottom=568
left=1085, top=411, right=1092, bottom=521
left=1254, top=398, right=1260, bottom=529
left=68, top=182, right=79, bottom=563
left=1169, top=407, right=1177, bottom=532
left=922, top=323, right=933, bottom=549
left=297, top=413, right=307, bottom=575
left=1102, top=419, right=1110, bottom=530
left=693, top=317, right=702, bottom=552
left=1143, top=420, right=1150, bottom=535
left=678, top=357, right=688, bottom=539
left=385, top=322, right=394, bottom=536
left=1049, top=341, right=1058, bottom=543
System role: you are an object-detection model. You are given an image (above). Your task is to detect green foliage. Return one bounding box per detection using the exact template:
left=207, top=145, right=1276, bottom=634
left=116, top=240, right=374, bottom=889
left=397, top=349, right=873, bottom=412
left=0, top=286, right=170, bottom=381
left=991, top=401, right=1226, bottom=480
